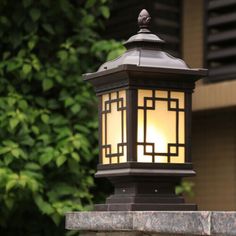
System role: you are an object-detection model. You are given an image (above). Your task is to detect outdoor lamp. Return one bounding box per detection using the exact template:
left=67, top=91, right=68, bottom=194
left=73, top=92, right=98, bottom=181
left=83, top=9, right=207, bottom=211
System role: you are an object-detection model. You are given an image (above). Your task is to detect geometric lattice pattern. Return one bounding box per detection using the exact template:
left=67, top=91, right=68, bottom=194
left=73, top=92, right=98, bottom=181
left=101, top=90, right=127, bottom=164
left=137, top=89, right=185, bottom=163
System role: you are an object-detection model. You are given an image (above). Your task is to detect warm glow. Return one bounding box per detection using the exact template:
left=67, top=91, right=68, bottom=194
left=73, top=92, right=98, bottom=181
left=137, top=89, right=185, bottom=163
left=101, top=90, right=127, bottom=164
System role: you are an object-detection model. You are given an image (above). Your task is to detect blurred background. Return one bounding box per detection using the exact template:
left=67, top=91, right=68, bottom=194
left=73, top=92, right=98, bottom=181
left=0, top=0, right=235, bottom=235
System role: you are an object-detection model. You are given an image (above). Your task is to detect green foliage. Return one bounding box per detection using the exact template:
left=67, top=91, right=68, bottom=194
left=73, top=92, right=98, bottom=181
left=0, top=0, right=124, bottom=235
left=176, top=181, right=195, bottom=197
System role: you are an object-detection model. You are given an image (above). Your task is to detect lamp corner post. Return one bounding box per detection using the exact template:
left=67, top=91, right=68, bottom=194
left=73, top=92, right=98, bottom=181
left=83, top=9, right=208, bottom=211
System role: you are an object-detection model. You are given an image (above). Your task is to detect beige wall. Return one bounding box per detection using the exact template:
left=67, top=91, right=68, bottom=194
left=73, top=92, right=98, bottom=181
left=191, top=110, right=236, bottom=210
left=182, top=0, right=204, bottom=68
left=182, top=0, right=236, bottom=210
left=182, top=0, right=236, bottom=111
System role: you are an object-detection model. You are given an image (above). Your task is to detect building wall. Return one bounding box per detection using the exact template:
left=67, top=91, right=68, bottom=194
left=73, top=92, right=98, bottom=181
left=192, top=110, right=236, bottom=210
left=183, top=0, right=236, bottom=210
left=182, top=0, right=204, bottom=68
left=182, top=0, right=236, bottom=111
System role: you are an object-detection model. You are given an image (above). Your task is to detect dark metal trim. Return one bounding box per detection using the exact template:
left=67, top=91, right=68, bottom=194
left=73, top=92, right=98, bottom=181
left=98, top=96, right=102, bottom=163
left=185, top=90, right=192, bottom=162
left=95, top=203, right=197, bottom=211
left=126, top=89, right=137, bottom=162
left=83, top=65, right=206, bottom=94
left=97, top=162, right=193, bottom=170
left=95, top=168, right=195, bottom=178
left=83, top=64, right=207, bottom=81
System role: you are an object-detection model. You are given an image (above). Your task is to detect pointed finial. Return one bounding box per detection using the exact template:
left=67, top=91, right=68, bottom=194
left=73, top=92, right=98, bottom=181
left=138, top=9, right=151, bottom=31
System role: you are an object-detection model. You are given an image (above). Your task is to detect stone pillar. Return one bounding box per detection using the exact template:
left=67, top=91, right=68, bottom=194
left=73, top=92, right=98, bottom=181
left=65, top=211, right=236, bottom=235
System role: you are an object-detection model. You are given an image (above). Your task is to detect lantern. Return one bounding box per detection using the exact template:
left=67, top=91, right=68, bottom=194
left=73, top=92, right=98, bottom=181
left=83, top=9, right=207, bottom=211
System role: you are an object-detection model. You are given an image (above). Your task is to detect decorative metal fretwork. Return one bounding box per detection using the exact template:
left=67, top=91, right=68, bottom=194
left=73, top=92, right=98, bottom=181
left=137, top=89, right=185, bottom=163
left=101, top=90, right=127, bottom=164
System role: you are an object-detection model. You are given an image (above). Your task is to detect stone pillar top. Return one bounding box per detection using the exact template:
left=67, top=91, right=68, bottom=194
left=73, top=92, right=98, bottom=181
left=66, top=211, right=236, bottom=236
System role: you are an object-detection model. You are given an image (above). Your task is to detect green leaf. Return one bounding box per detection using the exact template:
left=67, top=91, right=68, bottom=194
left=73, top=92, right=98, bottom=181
left=29, top=8, right=41, bottom=22
left=38, top=134, right=50, bottom=144
left=27, top=178, right=39, bottom=192
left=3, top=51, right=10, bottom=59
left=19, top=100, right=28, bottom=109
left=34, top=194, right=54, bottom=215
left=71, top=152, right=80, bottom=161
left=11, top=148, right=20, bottom=158
left=56, top=155, right=66, bottom=167
left=75, top=124, right=90, bottom=134
left=42, top=24, right=55, bottom=34
left=82, top=15, right=94, bottom=26
left=21, top=170, right=43, bottom=180
left=4, top=155, right=14, bottom=165
left=72, top=139, right=80, bottom=149
left=9, top=118, right=19, bottom=129
left=100, top=6, right=110, bottom=19
left=21, top=135, right=35, bottom=146
left=64, top=97, right=74, bottom=107
left=51, top=213, right=61, bottom=226
left=6, top=179, right=18, bottom=192
left=23, top=0, right=32, bottom=7
left=22, top=64, right=32, bottom=75
left=107, top=48, right=125, bottom=61
left=28, top=40, right=36, bottom=50
left=42, top=79, right=54, bottom=91
left=7, top=97, right=16, bottom=106
left=175, top=186, right=183, bottom=195
left=0, top=147, right=11, bottom=155
left=39, top=153, right=54, bottom=166
left=85, top=0, right=96, bottom=8
left=32, top=126, right=40, bottom=135
left=25, top=162, right=41, bottom=171
left=57, top=50, right=68, bottom=61
left=71, top=104, right=81, bottom=114
left=68, top=159, right=79, bottom=174
left=3, top=140, right=18, bottom=148
left=4, top=197, right=14, bottom=209
left=7, top=60, right=21, bottom=72
left=41, top=114, right=49, bottom=124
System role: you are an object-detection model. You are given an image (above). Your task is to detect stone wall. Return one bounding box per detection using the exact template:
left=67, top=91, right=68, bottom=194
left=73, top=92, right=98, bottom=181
left=66, top=211, right=236, bottom=235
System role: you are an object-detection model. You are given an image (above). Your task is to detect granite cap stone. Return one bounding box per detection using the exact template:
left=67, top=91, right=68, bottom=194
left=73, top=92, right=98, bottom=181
left=211, top=212, right=236, bottom=235
left=68, top=211, right=236, bottom=235
left=66, top=211, right=236, bottom=235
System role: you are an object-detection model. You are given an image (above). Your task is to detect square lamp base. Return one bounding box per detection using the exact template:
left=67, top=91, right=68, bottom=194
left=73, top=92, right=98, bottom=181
left=95, top=203, right=197, bottom=211
left=94, top=174, right=197, bottom=211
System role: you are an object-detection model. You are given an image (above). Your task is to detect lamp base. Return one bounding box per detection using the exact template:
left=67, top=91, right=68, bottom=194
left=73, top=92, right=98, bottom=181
left=95, top=203, right=197, bottom=211
left=94, top=175, right=197, bottom=211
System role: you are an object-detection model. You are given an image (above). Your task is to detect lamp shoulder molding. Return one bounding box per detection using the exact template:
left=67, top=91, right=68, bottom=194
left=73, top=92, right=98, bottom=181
left=83, top=9, right=207, bottom=82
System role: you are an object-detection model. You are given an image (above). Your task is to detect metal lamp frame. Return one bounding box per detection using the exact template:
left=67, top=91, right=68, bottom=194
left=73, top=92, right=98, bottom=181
left=83, top=9, right=207, bottom=211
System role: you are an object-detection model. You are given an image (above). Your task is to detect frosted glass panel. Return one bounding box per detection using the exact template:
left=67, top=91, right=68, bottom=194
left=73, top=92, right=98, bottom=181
left=101, top=90, right=127, bottom=164
left=137, top=89, right=185, bottom=163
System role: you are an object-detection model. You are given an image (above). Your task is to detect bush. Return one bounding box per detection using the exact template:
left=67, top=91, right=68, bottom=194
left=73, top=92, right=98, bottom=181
left=0, top=0, right=124, bottom=235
